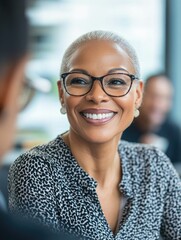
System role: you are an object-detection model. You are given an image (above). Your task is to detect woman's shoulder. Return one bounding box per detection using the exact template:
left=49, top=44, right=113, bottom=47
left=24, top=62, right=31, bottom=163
left=119, top=140, right=178, bottom=179
left=119, top=139, right=167, bottom=159
left=9, top=135, right=68, bottom=171
left=120, top=139, right=168, bottom=154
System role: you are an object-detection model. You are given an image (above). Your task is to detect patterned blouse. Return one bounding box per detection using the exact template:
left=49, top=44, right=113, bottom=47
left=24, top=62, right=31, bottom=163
left=8, top=136, right=181, bottom=240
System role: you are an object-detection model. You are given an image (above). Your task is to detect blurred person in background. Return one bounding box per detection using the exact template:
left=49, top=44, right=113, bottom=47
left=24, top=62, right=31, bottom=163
left=122, top=73, right=181, bottom=165
left=9, top=30, right=181, bottom=239
left=0, top=0, right=78, bottom=239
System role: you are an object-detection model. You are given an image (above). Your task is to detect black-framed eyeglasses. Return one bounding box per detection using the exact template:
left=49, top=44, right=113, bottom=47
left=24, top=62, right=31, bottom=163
left=61, top=71, right=139, bottom=97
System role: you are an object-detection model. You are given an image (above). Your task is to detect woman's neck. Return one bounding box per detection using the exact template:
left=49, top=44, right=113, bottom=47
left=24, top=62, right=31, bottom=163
left=62, top=131, right=121, bottom=187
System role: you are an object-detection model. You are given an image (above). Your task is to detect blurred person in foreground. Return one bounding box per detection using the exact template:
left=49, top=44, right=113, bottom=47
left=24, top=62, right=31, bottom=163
left=9, top=30, right=181, bottom=239
left=122, top=73, right=181, bottom=165
left=0, top=0, right=77, bottom=239
left=0, top=0, right=28, bottom=208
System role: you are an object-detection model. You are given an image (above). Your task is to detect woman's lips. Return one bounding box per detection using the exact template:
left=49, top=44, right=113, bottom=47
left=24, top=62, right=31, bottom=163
left=80, top=109, right=117, bottom=124
left=82, top=112, right=114, bottom=120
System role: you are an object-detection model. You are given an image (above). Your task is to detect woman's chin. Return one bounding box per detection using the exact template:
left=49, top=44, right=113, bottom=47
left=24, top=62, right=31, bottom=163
left=78, top=131, right=120, bottom=145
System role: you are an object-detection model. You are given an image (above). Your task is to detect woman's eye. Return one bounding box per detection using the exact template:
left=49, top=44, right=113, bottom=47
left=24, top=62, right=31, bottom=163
left=70, top=78, right=88, bottom=85
left=107, top=78, right=127, bottom=86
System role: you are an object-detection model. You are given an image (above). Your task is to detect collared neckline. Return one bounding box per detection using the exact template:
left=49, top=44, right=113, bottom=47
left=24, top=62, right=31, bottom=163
left=118, top=141, right=135, bottom=199
left=56, top=136, right=97, bottom=192
left=55, top=136, right=135, bottom=200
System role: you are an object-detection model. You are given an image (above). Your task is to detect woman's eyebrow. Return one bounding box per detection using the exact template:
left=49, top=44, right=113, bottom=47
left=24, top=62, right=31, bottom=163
left=70, top=68, right=89, bottom=74
left=69, top=68, right=129, bottom=75
left=108, top=68, right=129, bottom=74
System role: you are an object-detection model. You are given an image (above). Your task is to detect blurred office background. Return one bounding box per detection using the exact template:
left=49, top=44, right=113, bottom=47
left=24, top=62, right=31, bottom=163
left=1, top=0, right=181, bottom=198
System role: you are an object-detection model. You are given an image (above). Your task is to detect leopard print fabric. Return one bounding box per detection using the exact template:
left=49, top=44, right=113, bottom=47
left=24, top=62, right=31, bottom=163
left=8, top=136, right=181, bottom=239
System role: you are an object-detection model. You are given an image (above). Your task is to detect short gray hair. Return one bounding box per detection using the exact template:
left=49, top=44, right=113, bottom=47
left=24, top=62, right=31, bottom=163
left=60, top=30, right=141, bottom=78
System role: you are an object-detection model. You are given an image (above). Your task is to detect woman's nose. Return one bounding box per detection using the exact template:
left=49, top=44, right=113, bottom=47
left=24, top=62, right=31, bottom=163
left=85, top=80, right=109, bottom=103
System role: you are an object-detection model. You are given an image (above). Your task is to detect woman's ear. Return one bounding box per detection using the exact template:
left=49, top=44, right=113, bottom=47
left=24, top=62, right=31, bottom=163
left=135, top=80, right=144, bottom=108
left=57, top=80, right=64, bottom=104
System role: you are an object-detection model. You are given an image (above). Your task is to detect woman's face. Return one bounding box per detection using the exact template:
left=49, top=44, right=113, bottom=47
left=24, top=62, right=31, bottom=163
left=58, top=40, right=143, bottom=144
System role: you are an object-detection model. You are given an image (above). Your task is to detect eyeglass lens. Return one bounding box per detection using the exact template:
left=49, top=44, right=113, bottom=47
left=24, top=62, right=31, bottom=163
left=64, top=72, right=132, bottom=97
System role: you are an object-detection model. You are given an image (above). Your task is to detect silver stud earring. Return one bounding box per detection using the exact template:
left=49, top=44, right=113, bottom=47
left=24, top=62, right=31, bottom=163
left=60, top=104, right=66, bottom=114
left=134, top=108, right=140, bottom=118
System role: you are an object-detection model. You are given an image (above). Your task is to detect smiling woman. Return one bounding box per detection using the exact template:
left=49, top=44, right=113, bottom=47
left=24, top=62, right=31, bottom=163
left=8, top=30, right=181, bottom=240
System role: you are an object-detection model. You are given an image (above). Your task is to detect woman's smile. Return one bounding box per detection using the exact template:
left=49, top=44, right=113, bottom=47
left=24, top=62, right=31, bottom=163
left=80, top=108, right=117, bottom=125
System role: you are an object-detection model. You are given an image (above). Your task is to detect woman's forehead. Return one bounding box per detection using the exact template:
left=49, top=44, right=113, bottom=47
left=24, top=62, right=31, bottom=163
left=73, top=39, right=127, bottom=57
left=68, top=40, right=134, bottom=74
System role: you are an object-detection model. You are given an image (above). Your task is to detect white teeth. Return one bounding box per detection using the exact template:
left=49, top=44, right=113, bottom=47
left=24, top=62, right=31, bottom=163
left=83, top=112, right=114, bottom=120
